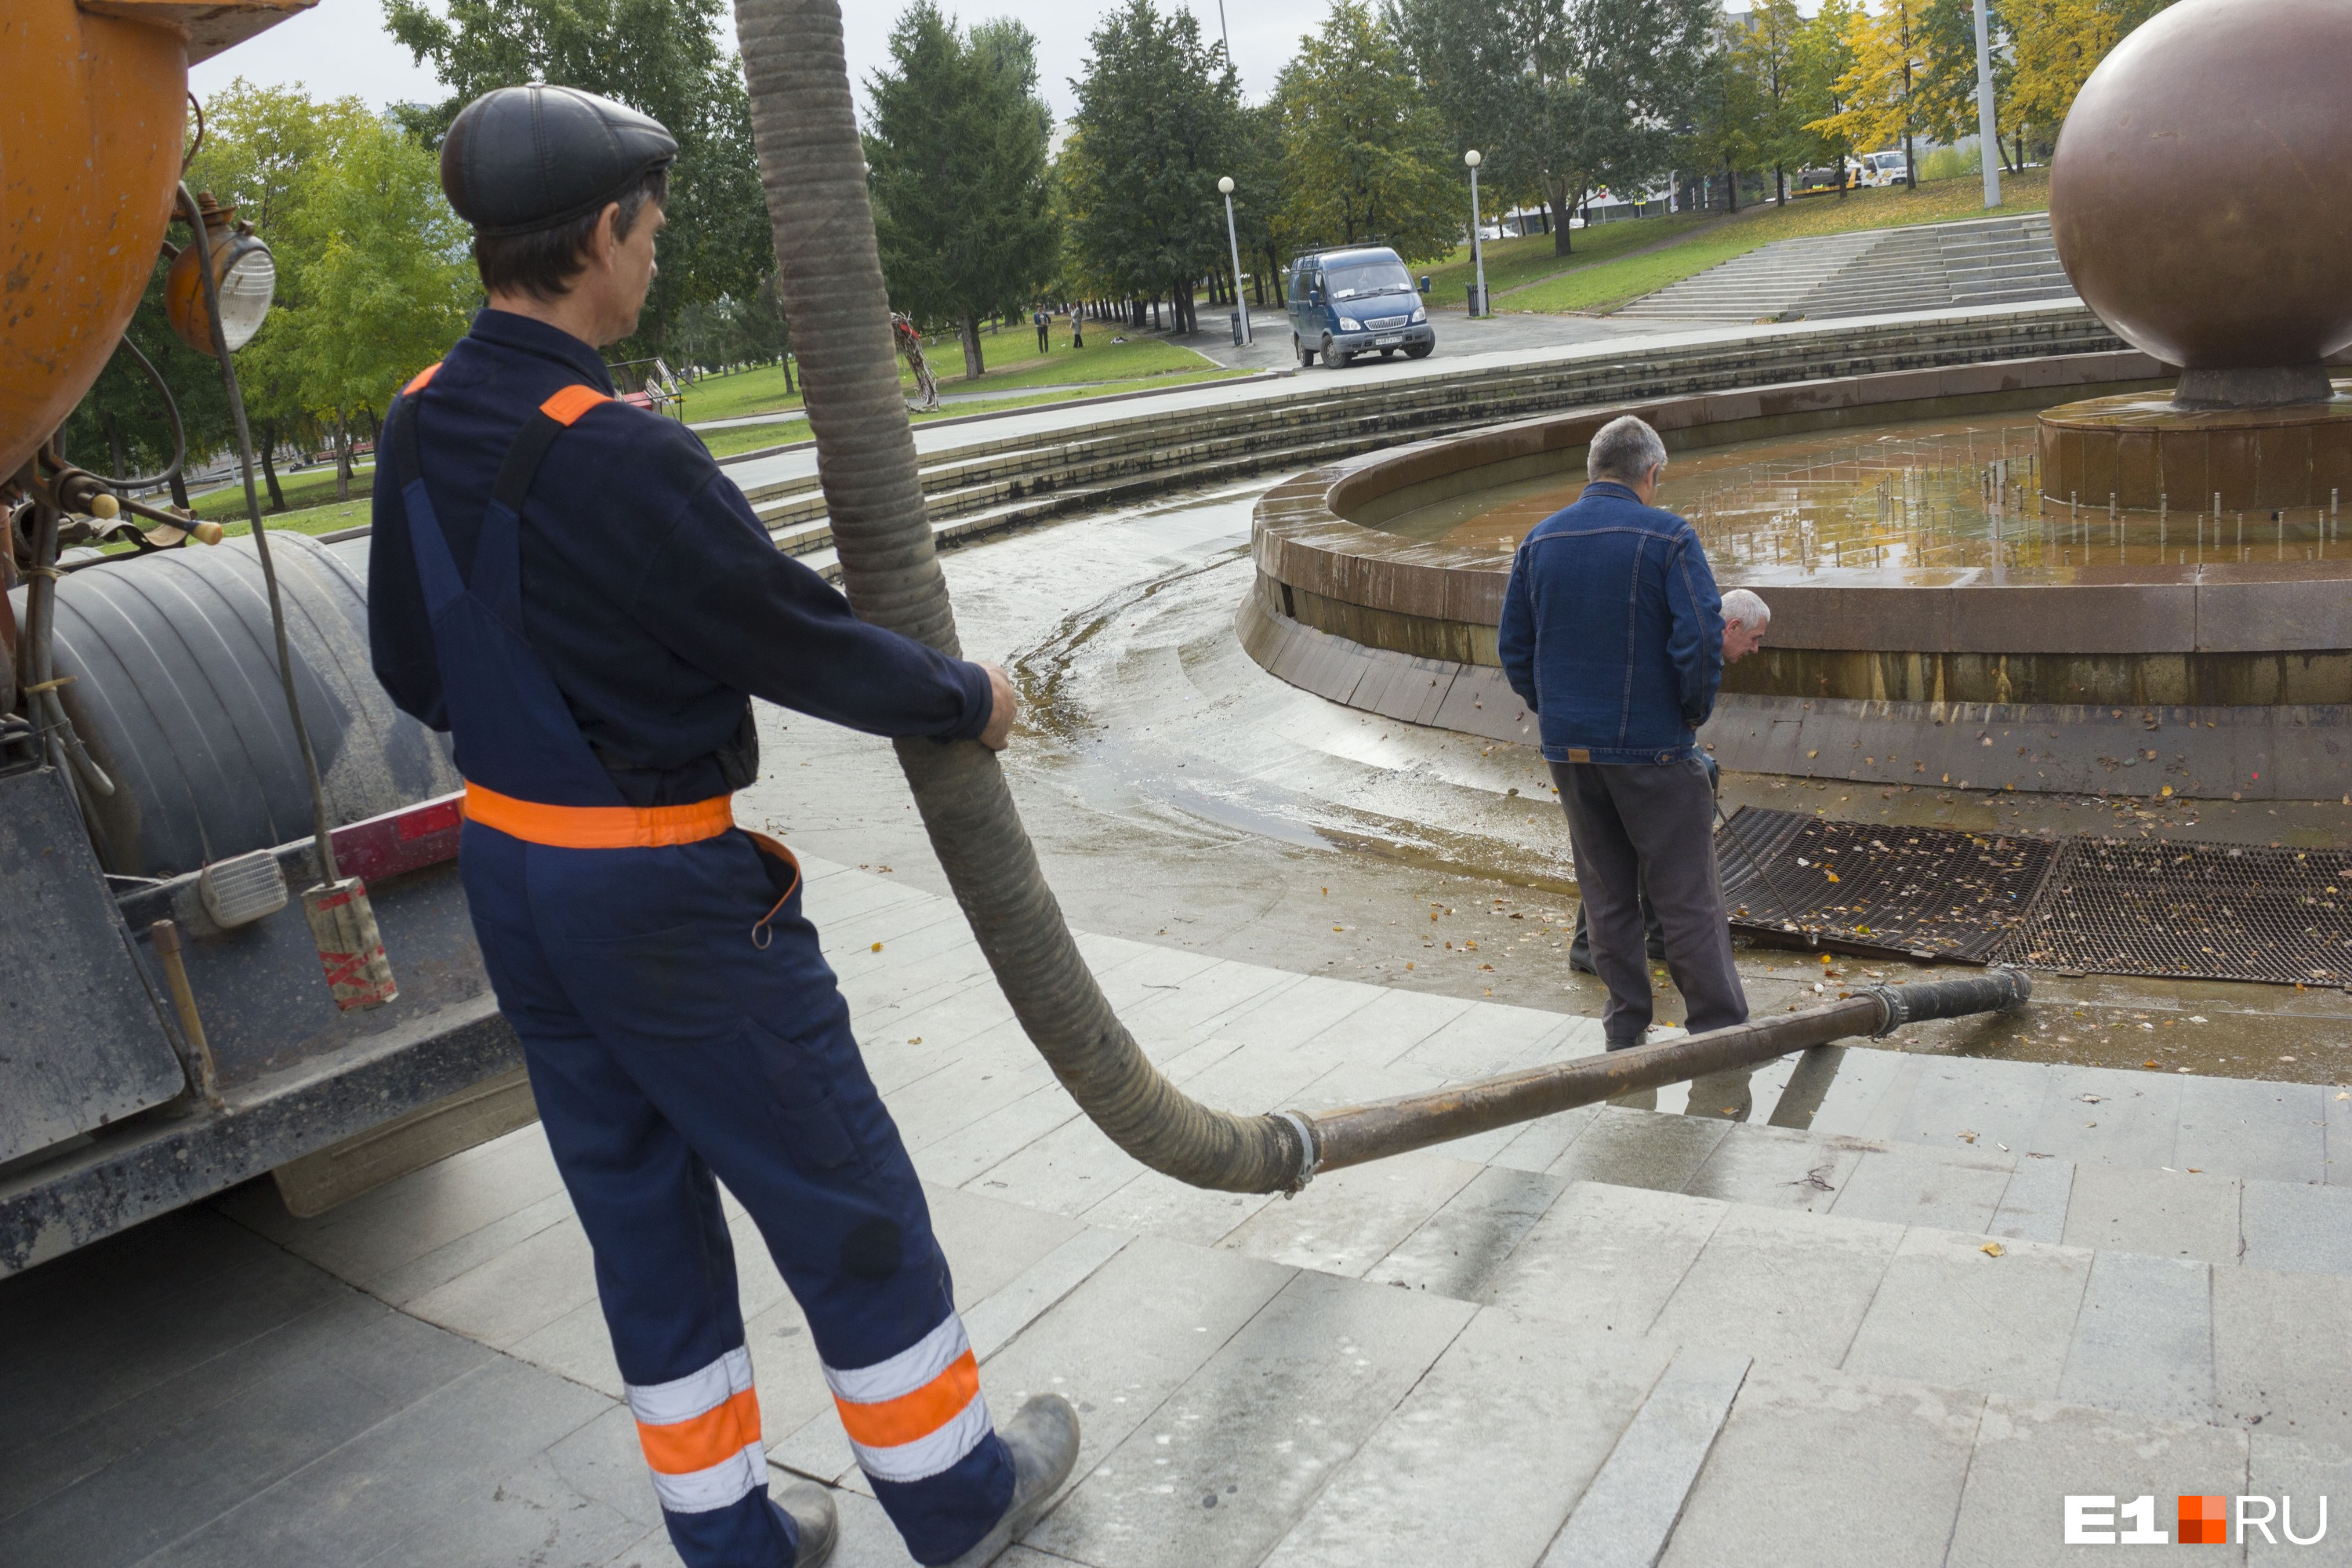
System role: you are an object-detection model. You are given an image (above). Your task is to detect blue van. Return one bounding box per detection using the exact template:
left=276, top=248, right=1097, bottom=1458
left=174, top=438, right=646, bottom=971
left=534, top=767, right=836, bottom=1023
left=1285, top=246, right=1434, bottom=367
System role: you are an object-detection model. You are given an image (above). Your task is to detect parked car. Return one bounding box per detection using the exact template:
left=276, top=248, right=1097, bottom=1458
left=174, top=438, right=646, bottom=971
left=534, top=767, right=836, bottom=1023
left=1286, top=246, right=1436, bottom=368
left=1795, top=164, right=1860, bottom=197
left=1856, top=150, right=1911, bottom=187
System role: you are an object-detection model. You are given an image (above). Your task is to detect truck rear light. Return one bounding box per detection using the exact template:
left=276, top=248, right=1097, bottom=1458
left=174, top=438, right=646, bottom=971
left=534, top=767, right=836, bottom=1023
left=330, top=792, right=464, bottom=884
left=198, top=849, right=289, bottom=927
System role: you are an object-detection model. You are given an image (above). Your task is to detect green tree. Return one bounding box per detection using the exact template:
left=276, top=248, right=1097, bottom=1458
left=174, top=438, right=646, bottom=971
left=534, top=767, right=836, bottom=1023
left=1391, top=0, right=1714, bottom=256
left=1786, top=0, right=1862, bottom=194
left=65, top=80, right=378, bottom=510
left=1274, top=2, right=1459, bottom=263
left=1063, top=0, right=1244, bottom=332
left=189, top=81, right=379, bottom=506
left=287, top=116, right=477, bottom=500
left=382, top=0, right=771, bottom=358
left=865, top=4, right=1058, bottom=377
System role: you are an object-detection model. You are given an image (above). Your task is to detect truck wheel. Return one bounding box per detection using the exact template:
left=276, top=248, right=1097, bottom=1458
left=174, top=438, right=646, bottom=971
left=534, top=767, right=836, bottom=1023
left=1405, top=341, right=1434, bottom=359
left=1294, top=333, right=1314, bottom=367
left=1323, top=335, right=1350, bottom=368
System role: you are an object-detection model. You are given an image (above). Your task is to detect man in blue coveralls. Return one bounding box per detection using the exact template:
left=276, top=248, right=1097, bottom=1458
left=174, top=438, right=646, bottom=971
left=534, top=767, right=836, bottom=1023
left=1498, top=414, right=1751, bottom=1051
left=369, top=85, right=1078, bottom=1568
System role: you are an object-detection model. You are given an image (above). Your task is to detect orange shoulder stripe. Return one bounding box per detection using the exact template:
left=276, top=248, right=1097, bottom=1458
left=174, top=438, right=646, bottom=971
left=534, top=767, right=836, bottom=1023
left=541, top=384, right=612, bottom=426
left=405, top=362, right=441, bottom=394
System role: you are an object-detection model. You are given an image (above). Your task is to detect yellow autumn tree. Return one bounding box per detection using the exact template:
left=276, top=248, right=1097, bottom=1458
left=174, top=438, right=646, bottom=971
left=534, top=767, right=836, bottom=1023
left=2006, top=0, right=2120, bottom=136
left=1806, top=0, right=1926, bottom=186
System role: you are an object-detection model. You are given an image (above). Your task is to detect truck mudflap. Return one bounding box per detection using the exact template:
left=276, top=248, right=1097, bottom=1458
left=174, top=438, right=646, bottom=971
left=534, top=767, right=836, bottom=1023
left=0, top=787, right=517, bottom=1276
left=0, top=993, right=518, bottom=1273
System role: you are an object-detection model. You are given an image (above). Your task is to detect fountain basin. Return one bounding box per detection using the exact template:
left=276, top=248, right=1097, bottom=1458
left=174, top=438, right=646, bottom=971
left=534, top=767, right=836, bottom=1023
left=1245, top=351, right=2352, bottom=799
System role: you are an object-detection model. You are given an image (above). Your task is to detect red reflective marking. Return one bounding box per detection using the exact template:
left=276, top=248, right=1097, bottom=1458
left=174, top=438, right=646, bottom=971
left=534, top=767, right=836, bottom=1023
left=331, top=791, right=466, bottom=884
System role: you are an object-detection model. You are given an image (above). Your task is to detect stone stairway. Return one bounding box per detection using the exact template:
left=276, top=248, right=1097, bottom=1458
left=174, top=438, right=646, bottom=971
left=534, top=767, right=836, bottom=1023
left=780, top=861, right=2352, bottom=1565
left=14, top=857, right=2343, bottom=1566
left=1617, top=215, right=2076, bottom=325
left=720, top=303, right=2122, bottom=583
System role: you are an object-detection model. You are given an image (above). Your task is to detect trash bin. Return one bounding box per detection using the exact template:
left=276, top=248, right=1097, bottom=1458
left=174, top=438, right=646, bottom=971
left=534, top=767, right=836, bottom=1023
left=1230, top=310, right=1247, bottom=346
left=1466, top=285, right=1487, bottom=318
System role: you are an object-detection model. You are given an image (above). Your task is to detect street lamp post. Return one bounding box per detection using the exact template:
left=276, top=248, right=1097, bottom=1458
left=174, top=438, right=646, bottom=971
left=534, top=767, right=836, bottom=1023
left=1218, top=176, right=1251, bottom=346
left=1465, top=149, right=1486, bottom=318
left=1972, top=0, right=2002, bottom=209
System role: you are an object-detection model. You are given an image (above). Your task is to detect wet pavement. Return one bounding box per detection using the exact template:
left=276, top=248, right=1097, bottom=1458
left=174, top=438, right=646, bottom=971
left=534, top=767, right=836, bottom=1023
left=738, top=477, right=2352, bottom=1091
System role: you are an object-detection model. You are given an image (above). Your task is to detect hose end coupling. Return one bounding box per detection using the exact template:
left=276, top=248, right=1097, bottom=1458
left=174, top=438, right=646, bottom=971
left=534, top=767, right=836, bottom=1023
left=1865, top=985, right=1907, bottom=1037
left=1275, top=1109, right=1320, bottom=1196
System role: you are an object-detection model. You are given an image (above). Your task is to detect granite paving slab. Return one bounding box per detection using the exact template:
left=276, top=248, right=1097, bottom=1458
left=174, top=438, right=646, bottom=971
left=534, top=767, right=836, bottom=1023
left=1842, top=1226, right=2092, bottom=1402
left=1483, top=1181, right=1724, bottom=1334
left=1263, top=1313, right=1674, bottom=1568
left=1540, top=1345, right=1751, bottom=1568
left=1025, top=1269, right=1473, bottom=1568
left=1646, top=1203, right=1905, bottom=1369
left=1944, top=1396, right=2250, bottom=1567
left=2056, top=1250, right=2217, bottom=1423
left=1661, top=1359, right=1984, bottom=1568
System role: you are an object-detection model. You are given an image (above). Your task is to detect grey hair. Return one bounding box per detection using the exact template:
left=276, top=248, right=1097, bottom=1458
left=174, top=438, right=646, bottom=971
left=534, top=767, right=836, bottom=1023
left=1721, top=587, right=1770, bottom=626
left=1588, top=415, right=1668, bottom=483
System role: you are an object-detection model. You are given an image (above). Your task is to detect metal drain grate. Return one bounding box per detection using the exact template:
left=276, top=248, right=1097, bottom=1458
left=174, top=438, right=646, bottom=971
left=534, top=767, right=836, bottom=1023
left=1991, top=839, right=2352, bottom=985
left=1715, top=808, right=2057, bottom=963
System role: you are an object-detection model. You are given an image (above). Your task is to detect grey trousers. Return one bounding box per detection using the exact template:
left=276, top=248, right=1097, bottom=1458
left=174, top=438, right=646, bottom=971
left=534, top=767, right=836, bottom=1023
left=1552, top=757, right=1748, bottom=1044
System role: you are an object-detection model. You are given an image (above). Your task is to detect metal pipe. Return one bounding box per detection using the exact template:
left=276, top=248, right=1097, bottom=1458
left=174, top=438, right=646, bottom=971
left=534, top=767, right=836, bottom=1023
left=1296, top=969, right=2030, bottom=1178
left=149, top=919, right=225, bottom=1109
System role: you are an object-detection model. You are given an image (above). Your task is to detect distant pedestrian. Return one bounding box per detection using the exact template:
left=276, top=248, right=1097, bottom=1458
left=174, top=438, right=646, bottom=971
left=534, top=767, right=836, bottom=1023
left=1071, top=307, right=1083, bottom=350
left=1567, top=587, right=1769, bottom=975
left=1500, top=414, right=1748, bottom=1049
left=1034, top=308, right=1049, bottom=354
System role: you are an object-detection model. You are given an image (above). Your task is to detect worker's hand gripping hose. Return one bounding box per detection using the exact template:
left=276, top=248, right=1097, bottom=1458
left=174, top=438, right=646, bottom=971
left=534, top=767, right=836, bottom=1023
left=736, top=0, right=2032, bottom=1192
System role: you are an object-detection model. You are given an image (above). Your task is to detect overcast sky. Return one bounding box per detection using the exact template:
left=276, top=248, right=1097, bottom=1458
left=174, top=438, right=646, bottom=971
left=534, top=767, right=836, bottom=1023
left=194, top=0, right=1361, bottom=128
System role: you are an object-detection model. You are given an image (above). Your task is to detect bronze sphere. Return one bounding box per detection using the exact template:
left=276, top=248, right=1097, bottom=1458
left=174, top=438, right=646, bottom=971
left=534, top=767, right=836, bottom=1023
left=2050, top=0, right=2352, bottom=387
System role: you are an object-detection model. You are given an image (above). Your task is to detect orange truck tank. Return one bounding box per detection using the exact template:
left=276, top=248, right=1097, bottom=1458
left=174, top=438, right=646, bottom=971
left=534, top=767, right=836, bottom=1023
left=0, top=0, right=312, bottom=481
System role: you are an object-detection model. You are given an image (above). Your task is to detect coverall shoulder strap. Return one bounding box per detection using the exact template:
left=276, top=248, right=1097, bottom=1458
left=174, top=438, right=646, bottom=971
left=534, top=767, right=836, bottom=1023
left=491, top=385, right=614, bottom=512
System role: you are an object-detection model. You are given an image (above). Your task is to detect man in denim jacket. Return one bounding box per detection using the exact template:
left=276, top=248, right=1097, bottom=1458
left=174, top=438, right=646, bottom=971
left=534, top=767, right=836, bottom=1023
left=1498, top=415, right=1749, bottom=1048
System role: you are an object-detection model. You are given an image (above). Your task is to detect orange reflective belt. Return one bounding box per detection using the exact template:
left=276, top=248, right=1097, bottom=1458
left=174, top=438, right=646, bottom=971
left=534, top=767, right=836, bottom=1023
left=462, top=781, right=735, bottom=849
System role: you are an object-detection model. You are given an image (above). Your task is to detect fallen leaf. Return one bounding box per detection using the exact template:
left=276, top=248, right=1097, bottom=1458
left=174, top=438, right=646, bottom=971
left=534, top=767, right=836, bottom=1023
left=870, top=941, right=884, bottom=953
left=1405, top=962, right=1415, bottom=970
left=2143, top=1059, right=2159, bottom=1068
left=1981, top=1242, right=2005, bottom=1258
left=2078, top=1093, right=2103, bottom=1104
left=907, top=1036, right=922, bottom=1044
left=1958, top=1131, right=1979, bottom=1144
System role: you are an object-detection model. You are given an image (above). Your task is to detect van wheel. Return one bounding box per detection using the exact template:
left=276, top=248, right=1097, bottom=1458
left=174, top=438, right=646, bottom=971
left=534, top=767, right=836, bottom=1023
left=1405, top=341, right=1434, bottom=359
left=1323, top=335, right=1350, bottom=368
left=1294, top=334, right=1314, bottom=367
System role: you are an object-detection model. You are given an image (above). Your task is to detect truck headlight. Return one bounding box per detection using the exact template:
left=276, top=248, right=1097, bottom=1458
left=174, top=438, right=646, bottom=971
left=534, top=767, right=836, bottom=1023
left=1410, top=307, right=1427, bottom=324
left=1338, top=317, right=1363, bottom=332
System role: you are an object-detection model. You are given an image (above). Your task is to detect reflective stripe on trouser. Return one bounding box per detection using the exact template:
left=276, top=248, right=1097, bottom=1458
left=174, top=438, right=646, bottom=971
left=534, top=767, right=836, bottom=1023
left=460, top=823, right=1016, bottom=1566
left=826, top=1313, right=990, bottom=1483
left=629, top=1345, right=768, bottom=1513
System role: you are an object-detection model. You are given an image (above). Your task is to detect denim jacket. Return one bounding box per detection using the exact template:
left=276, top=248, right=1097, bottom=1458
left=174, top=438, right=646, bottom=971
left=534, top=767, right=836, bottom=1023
left=1497, top=480, right=1726, bottom=765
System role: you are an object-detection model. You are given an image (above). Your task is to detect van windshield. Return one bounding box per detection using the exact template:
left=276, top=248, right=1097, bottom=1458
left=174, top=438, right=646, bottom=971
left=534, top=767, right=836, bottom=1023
left=1324, top=259, right=1414, bottom=299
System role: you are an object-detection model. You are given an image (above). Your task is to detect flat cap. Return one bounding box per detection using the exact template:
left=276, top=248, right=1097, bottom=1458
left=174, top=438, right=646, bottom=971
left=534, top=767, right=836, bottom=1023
left=441, top=85, right=678, bottom=238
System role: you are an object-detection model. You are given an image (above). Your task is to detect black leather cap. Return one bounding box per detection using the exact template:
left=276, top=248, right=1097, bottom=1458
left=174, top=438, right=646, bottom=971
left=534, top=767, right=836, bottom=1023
left=441, top=85, right=678, bottom=238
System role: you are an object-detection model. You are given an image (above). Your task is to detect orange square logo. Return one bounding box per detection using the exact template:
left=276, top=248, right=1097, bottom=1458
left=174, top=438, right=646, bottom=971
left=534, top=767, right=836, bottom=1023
left=2178, top=1494, right=2228, bottom=1544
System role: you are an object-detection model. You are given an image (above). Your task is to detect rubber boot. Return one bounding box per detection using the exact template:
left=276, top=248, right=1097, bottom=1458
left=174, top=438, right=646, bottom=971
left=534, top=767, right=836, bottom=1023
left=778, top=1480, right=838, bottom=1568
left=940, top=1395, right=1081, bottom=1568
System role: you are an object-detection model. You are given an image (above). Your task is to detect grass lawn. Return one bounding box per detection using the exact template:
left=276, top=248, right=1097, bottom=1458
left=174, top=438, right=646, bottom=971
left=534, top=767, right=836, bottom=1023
left=684, top=330, right=1219, bottom=426
left=188, top=463, right=376, bottom=521
left=695, top=366, right=1245, bottom=459
left=1508, top=167, right=2052, bottom=314
left=1421, top=212, right=1721, bottom=302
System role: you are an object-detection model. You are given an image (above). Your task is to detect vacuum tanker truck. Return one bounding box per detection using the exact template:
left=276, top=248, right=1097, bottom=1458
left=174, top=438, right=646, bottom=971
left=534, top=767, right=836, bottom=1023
left=1, top=0, right=524, bottom=1274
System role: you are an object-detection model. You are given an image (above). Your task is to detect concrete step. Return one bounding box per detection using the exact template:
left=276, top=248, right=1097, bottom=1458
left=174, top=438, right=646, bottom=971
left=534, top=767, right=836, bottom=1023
left=764, top=1177, right=2350, bottom=1568
left=731, top=304, right=2129, bottom=557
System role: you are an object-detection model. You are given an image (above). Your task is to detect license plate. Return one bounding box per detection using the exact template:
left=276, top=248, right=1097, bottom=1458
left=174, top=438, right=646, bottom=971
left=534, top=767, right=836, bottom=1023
left=1374, top=336, right=1403, bottom=346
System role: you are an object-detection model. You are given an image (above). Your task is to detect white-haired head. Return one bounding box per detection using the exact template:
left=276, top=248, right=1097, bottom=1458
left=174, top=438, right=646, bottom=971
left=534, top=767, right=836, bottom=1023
left=1588, top=415, right=1668, bottom=485
left=1722, top=588, right=1769, bottom=663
